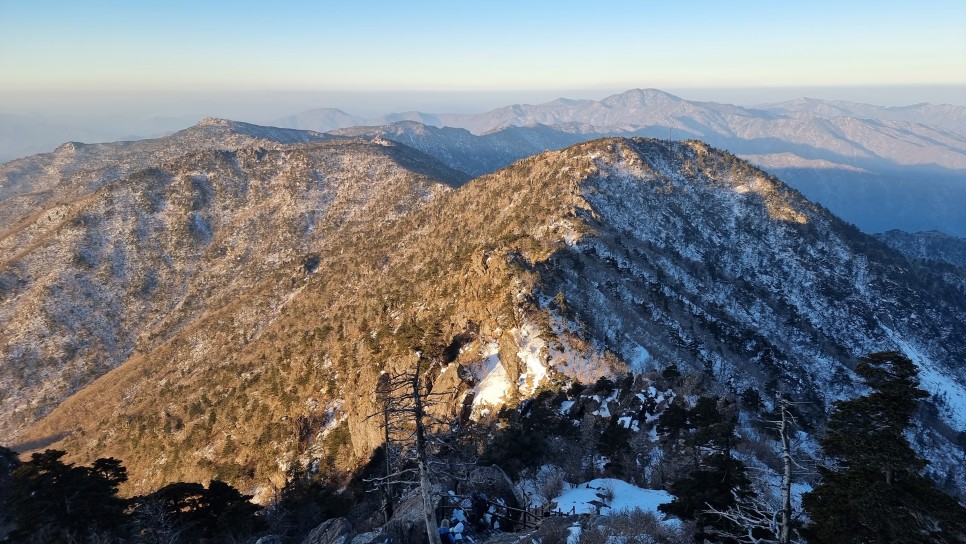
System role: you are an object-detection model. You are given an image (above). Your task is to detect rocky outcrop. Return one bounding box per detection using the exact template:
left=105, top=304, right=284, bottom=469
left=459, top=466, right=523, bottom=511
left=349, top=531, right=390, bottom=544
left=301, top=518, right=353, bottom=544
left=384, top=493, right=430, bottom=544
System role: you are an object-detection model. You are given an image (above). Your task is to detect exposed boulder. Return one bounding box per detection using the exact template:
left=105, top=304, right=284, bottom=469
left=384, top=492, right=429, bottom=544
left=460, top=465, right=523, bottom=508
left=301, top=517, right=354, bottom=544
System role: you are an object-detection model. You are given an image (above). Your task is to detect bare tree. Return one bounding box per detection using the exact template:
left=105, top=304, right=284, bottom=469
left=366, top=349, right=460, bottom=544
left=704, top=396, right=805, bottom=544
left=411, top=359, right=441, bottom=544
left=130, top=498, right=189, bottom=544
left=777, top=397, right=793, bottom=544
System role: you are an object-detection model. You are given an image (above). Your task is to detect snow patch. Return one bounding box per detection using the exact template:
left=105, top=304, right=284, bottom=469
left=515, top=321, right=549, bottom=395
left=551, top=478, right=674, bottom=520
left=471, top=342, right=509, bottom=419
left=628, top=344, right=652, bottom=372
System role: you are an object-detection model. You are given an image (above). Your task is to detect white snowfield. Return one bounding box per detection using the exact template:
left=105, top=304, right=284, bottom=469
left=551, top=478, right=674, bottom=519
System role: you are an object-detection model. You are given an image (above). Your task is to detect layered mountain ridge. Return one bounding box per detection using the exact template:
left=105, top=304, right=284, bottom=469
left=7, top=133, right=964, bottom=501
left=279, top=89, right=966, bottom=236
left=0, top=118, right=333, bottom=230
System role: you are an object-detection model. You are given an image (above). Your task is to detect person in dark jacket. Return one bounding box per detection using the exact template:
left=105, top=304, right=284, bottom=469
left=438, top=518, right=455, bottom=544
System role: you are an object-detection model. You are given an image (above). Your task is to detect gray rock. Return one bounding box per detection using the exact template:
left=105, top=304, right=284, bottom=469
left=301, top=517, right=354, bottom=544
left=350, top=531, right=391, bottom=544
left=385, top=492, right=430, bottom=544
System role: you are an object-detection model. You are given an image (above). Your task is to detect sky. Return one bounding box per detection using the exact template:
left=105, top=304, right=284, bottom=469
left=2, top=0, right=964, bottom=96
left=0, top=0, right=965, bottom=161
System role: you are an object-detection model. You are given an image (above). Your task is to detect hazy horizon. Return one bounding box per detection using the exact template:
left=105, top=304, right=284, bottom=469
left=1, top=84, right=965, bottom=163
left=4, top=84, right=966, bottom=117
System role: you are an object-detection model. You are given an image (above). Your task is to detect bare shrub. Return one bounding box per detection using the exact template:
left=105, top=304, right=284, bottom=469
left=578, top=509, right=691, bottom=544
left=597, top=481, right=615, bottom=504
left=535, top=466, right=567, bottom=504
left=531, top=516, right=574, bottom=544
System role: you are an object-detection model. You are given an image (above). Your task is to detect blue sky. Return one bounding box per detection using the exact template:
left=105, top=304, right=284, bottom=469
left=2, top=0, right=964, bottom=93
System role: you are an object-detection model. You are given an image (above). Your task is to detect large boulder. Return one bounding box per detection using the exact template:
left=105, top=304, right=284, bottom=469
left=453, top=465, right=527, bottom=532
left=385, top=492, right=430, bottom=544
left=461, top=465, right=523, bottom=508
left=301, top=517, right=354, bottom=544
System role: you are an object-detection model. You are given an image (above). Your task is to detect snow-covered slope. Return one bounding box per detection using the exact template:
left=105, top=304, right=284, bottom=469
left=0, top=118, right=332, bottom=228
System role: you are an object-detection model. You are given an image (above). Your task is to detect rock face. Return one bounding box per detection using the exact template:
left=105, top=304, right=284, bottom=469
left=301, top=518, right=353, bottom=544
left=297, top=518, right=391, bottom=544
left=8, top=135, right=966, bottom=499
left=384, top=493, right=430, bottom=544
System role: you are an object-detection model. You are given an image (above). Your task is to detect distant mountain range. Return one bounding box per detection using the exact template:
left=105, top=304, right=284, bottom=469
left=276, top=89, right=966, bottom=236
left=4, top=89, right=964, bottom=235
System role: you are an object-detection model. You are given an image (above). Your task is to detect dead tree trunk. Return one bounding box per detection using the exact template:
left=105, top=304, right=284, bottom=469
left=778, top=397, right=793, bottom=544
left=380, top=378, right=395, bottom=525
left=413, top=366, right=441, bottom=544
left=702, top=394, right=802, bottom=544
left=365, top=321, right=457, bottom=543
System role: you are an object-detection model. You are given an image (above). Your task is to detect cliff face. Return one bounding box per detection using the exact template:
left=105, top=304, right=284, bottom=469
left=10, top=137, right=965, bottom=501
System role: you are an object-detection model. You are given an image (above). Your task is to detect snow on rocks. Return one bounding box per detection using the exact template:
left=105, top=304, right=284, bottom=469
left=470, top=341, right=509, bottom=419
left=515, top=321, right=550, bottom=395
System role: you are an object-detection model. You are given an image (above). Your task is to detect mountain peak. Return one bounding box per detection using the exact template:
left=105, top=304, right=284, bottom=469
left=601, top=88, right=682, bottom=107
left=196, top=116, right=233, bottom=127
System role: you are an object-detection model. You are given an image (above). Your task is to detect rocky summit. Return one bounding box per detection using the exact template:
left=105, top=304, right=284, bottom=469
left=5, top=131, right=964, bottom=506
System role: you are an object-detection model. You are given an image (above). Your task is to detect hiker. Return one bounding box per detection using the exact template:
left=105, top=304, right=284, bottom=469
left=438, top=518, right=455, bottom=544
left=450, top=519, right=465, bottom=541
left=470, top=491, right=488, bottom=530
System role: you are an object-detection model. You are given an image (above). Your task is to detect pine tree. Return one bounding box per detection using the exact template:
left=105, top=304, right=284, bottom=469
left=6, top=449, right=128, bottom=543
left=129, top=479, right=261, bottom=543
left=658, top=396, right=753, bottom=542
left=803, top=351, right=966, bottom=543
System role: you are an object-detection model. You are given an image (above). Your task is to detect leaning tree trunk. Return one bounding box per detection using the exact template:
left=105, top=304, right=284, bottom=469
left=413, top=369, right=441, bottom=544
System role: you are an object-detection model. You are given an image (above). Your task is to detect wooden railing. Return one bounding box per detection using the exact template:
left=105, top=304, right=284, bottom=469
left=437, top=494, right=551, bottom=531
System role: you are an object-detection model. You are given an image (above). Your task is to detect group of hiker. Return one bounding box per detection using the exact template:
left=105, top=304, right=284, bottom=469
left=438, top=491, right=499, bottom=543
